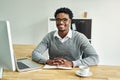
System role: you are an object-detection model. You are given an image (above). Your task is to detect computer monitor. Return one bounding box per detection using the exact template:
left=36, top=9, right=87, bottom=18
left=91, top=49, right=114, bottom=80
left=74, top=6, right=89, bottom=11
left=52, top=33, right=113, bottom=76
left=71, top=19, right=92, bottom=39
left=0, top=20, right=16, bottom=72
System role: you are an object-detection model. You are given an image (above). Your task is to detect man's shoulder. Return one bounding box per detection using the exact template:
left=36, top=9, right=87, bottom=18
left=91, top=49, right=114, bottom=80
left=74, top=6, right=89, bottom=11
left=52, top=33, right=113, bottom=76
left=48, top=30, right=56, bottom=34
left=72, top=30, right=88, bottom=40
left=72, top=30, right=89, bottom=43
left=45, top=31, right=56, bottom=38
left=72, top=30, right=84, bottom=36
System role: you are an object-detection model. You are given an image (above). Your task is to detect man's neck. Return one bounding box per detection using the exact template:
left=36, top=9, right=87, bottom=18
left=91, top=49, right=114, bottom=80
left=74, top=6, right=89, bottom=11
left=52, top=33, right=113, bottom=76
left=58, top=30, right=69, bottom=38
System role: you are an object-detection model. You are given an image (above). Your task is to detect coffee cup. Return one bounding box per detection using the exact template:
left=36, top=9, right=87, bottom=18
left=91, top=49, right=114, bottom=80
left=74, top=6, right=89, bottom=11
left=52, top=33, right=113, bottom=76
left=79, top=66, right=90, bottom=75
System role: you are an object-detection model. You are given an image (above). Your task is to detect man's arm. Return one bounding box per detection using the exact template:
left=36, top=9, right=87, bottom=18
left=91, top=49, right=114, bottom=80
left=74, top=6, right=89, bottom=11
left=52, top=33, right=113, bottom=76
left=73, top=33, right=99, bottom=67
left=32, top=35, right=49, bottom=64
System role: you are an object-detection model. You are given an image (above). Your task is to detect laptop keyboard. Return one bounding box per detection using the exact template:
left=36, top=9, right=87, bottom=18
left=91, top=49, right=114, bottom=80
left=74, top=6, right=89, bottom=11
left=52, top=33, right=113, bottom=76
left=17, top=62, right=29, bottom=69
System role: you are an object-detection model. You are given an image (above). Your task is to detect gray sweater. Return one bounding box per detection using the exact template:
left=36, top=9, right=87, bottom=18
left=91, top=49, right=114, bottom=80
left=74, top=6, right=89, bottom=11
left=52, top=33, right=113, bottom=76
left=32, top=30, right=99, bottom=67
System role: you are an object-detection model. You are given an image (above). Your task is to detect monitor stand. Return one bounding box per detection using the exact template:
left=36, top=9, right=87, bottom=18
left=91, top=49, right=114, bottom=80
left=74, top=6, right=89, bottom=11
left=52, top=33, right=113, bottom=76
left=0, top=67, right=3, bottom=79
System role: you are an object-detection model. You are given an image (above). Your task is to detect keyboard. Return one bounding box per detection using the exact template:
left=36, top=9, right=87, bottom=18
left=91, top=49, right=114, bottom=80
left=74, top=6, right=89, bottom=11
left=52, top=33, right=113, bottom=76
left=17, top=62, right=29, bottom=69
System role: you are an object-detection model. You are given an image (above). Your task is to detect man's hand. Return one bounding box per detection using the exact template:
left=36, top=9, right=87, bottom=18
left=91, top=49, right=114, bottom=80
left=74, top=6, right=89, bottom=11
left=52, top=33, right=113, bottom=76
left=46, top=58, right=73, bottom=67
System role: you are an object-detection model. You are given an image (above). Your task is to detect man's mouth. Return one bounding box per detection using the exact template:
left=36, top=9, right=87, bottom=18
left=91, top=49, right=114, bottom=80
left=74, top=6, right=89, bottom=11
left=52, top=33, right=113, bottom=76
left=59, top=25, right=64, bottom=28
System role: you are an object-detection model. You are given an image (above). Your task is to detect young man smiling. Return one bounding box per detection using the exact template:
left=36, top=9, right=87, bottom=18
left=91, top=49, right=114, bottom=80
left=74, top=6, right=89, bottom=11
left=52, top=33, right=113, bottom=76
left=32, top=7, right=99, bottom=67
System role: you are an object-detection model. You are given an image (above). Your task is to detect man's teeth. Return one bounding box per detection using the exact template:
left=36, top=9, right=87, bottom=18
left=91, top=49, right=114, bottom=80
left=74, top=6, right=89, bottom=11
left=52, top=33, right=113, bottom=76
left=59, top=25, right=64, bottom=27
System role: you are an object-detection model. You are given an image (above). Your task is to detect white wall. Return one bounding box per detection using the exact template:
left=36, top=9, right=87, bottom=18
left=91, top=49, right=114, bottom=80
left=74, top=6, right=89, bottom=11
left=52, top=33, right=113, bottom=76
left=0, top=0, right=120, bottom=66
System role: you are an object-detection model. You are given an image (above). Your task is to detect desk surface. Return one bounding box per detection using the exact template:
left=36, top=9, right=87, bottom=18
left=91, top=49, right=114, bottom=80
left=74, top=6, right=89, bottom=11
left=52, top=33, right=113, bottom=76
left=2, top=44, right=120, bottom=80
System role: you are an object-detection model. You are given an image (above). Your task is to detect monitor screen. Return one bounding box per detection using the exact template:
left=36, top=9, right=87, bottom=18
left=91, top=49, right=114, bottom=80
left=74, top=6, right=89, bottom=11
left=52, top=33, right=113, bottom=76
left=0, top=21, right=16, bottom=71
left=71, top=19, right=92, bottom=39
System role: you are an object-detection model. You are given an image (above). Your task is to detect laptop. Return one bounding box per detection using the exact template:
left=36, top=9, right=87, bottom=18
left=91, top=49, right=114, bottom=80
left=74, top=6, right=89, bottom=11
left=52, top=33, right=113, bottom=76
left=16, top=58, right=41, bottom=72
left=0, top=20, right=41, bottom=72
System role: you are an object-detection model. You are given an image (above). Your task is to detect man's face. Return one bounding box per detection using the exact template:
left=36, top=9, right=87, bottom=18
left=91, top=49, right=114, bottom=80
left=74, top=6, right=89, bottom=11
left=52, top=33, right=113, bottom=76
left=55, top=13, right=71, bottom=32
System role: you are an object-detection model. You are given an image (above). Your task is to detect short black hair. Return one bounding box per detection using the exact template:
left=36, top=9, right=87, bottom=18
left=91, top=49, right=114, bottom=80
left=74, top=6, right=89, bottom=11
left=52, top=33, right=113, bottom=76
left=54, top=7, right=73, bottom=20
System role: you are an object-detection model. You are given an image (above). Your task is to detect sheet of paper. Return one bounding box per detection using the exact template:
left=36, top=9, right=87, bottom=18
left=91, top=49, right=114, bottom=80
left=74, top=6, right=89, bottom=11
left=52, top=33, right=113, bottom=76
left=43, top=64, right=72, bottom=70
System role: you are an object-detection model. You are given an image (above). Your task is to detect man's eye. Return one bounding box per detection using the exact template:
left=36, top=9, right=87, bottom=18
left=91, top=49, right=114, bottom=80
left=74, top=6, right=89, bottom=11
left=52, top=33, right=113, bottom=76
left=56, top=18, right=68, bottom=22
left=63, top=19, right=68, bottom=21
left=56, top=19, right=61, bottom=21
left=55, top=18, right=60, bottom=21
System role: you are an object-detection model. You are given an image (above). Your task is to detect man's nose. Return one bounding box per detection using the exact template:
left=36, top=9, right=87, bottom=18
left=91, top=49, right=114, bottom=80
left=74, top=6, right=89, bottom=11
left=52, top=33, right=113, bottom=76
left=59, top=20, right=64, bottom=24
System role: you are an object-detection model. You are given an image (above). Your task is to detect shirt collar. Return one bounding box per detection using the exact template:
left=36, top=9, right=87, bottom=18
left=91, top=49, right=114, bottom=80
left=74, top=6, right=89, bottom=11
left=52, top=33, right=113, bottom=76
left=54, top=29, right=72, bottom=39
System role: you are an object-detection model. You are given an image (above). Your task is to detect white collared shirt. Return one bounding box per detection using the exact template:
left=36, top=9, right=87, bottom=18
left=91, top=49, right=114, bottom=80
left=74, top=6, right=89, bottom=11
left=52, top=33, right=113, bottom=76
left=54, top=29, right=72, bottom=43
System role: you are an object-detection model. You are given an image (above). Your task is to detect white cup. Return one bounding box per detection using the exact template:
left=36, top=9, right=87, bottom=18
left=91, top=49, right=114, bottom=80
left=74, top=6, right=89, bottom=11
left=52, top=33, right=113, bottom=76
left=79, top=66, right=90, bottom=75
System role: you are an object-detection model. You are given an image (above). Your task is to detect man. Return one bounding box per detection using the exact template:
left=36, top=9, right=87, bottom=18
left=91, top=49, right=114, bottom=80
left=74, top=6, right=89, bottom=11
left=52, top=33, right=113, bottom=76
left=32, top=7, right=99, bottom=67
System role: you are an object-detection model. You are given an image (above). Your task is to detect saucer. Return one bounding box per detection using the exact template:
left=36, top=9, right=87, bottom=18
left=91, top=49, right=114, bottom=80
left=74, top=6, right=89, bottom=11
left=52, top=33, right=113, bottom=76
left=75, top=70, right=92, bottom=77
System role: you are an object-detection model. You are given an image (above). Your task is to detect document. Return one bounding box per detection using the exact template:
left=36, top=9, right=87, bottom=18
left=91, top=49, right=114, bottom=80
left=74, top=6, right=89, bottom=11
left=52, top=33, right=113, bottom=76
left=43, top=64, right=72, bottom=70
